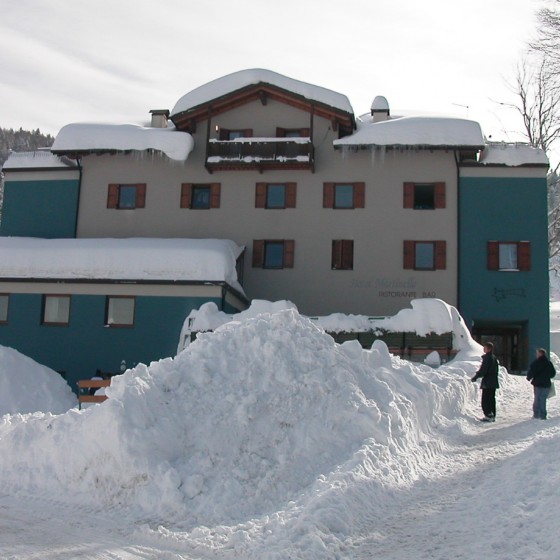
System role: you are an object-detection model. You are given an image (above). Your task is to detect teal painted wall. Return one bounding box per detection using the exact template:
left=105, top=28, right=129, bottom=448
left=459, top=175, right=549, bottom=356
left=0, top=293, right=224, bottom=393
left=0, top=179, right=79, bottom=238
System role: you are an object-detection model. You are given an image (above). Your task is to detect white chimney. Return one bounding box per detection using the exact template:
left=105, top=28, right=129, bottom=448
left=149, top=109, right=170, bottom=128
left=371, top=96, right=390, bottom=122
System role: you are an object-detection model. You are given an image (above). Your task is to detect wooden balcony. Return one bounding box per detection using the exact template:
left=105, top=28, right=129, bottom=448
left=206, top=137, right=314, bottom=172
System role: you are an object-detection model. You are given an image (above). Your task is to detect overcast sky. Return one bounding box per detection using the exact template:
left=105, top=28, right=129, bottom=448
left=0, top=0, right=541, bottom=144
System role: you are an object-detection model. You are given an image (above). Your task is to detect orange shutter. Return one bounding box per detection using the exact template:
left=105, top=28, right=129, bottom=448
left=435, top=241, right=447, bottom=270
left=487, top=241, right=499, bottom=270
left=283, top=240, right=295, bottom=268
left=435, top=182, right=446, bottom=208
left=255, top=183, right=267, bottom=208
left=180, top=184, right=192, bottom=208
left=332, top=240, right=342, bottom=269
left=403, top=240, right=415, bottom=269
left=286, top=183, right=297, bottom=208
left=354, top=183, right=365, bottom=208
left=518, top=241, right=531, bottom=271
left=244, top=129, right=253, bottom=137
left=107, top=184, right=119, bottom=208
left=403, top=182, right=414, bottom=208
left=342, top=240, right=354, bottom=270
left=210, top=183, right=221, bottom=208
left=252, top=240, right=265, bottom=267
left=136, top=184, right=146, bottom=208
left=323, top=183, right=334, bottom=208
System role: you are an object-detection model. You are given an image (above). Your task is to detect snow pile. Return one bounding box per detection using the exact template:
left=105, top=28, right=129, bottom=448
left=334, top=115, right=485, bottom=148
left=479, top=142, right=549, bottom=167
left=0, top=306, right=493, bottom=546
left=0, top=345, right=77, bottom=415
left=52, top=123, right=194, bottom=161
left=171, top=68, right=354, bottom=116
left=2, top=150, right=76, bottom=170
left=0, top=237, right=245, bottom=293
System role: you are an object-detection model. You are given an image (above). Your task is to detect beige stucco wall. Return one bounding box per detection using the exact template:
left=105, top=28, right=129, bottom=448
left=75, top=99, right=459, bottom=316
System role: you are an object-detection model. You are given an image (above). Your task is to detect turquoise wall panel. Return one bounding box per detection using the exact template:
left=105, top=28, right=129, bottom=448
left=0, top=179, right=79, bottom=238
left=0, top=294, right=225, bottom=393
left=459, top=176, right=549, bottom=354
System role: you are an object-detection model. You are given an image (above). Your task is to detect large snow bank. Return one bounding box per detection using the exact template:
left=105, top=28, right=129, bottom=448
left=479, top=142, right=549, bottom=166
left=171, top=68, right=354, bottom=116
left=0, top=306, right=499, bottom=551
left=2, top=150, right=76, bottom=170
left=0, top=345, right=76, bottom=415
left=0, top=237, right=244, bottom=293
left=52, top=123, right=194, bottom=162
left=334, top=115, right=485, bottom=148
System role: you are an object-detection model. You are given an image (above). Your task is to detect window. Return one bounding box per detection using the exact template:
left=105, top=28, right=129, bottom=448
left=323, top=183, right=365, bottom=209
left=332, top=240, right=354, bottom=270
left=107, top=184, right=146, bottom=209
left=219, top=128, right=253, bottom=140
left=276, top=127, right=310, bottom=138
left=255, top=183, right=297, bottom=209
left=487, top=241, right=531, bottom=271
left=252, top=240, right=295, bottom=269
left=403, top=182, right=446, bottom=209
left=106, top=296, right=135, bottom=327
left=0, top=294, right=8, bottom=323
left=42, top=295, right=70, bottom=325
left=403, top=241, right=446, bottom=270
left=181, top=183, right=221, bottom=209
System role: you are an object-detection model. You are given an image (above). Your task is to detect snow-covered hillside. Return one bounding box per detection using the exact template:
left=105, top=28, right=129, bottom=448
left=0, top=304, right=558, bottom=559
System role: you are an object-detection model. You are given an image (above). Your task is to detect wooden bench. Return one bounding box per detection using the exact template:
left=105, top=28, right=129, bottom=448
left=77, top=379, right=111, bottom=408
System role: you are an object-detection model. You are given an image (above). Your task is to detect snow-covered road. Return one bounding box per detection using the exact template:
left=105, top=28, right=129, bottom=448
left=1, top=376, right=558, bottom=560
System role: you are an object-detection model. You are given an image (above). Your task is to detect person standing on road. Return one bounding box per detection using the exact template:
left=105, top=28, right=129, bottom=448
left=471, top=342, right=500, bottom=422
left=526, top=348, right=556, bottom=420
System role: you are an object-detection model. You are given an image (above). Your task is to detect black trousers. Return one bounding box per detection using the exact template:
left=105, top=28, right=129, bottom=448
left=481, top=388, right=496, bottom=418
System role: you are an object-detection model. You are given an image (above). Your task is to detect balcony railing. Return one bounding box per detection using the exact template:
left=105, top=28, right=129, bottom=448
left=206, top=137, right=314, bottom=172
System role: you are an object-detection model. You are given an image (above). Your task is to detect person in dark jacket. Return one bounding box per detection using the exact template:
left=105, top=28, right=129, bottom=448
left=526, top=348, right=556, bottom=420
left=471, top=342, right=500, bottom=422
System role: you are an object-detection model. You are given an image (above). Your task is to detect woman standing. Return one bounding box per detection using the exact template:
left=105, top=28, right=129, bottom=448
left=526, top=348, right=556, bottom=420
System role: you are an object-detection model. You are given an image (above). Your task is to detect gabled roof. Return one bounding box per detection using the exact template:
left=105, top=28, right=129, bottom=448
left=51, top=123, right=194, bottom=162
left=334, top=115, right=485, bottom=150
left=171, top=69, right=355, bottom=133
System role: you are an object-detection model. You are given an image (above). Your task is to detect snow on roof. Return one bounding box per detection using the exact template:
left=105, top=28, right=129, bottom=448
left=51, top=123, right=194, bottom=162
left=334, top=115, right=485, bottom=148
left=2, top=150, right=77, bottom=171
left=171, top=68, right=354, bottom=116
left=0, top=238, right=244, bottom=292
left=371, top=95, right=389, bottom=112
left=479, top=142, right=549, bottom=166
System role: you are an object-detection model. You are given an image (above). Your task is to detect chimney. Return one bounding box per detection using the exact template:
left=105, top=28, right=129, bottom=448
left=371, top=96, right=390, bottom=122
left=149, top=109, right=170, bottom=128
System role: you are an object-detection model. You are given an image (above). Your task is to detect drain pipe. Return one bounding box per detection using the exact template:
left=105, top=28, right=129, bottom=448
left=73, top=156, right=82, bottom=238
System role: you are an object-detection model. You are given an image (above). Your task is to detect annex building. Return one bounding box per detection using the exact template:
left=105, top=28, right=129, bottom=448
left=0, top=68, right=549, bottom=383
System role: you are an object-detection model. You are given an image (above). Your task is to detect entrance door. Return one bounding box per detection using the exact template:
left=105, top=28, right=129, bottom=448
left=472, top=324, right=526, bottom=373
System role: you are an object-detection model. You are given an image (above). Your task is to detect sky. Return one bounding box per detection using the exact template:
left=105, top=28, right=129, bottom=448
left=0, top=0, right=542, bottom=145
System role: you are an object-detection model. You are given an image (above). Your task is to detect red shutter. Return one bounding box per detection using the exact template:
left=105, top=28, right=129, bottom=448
left=252, top=240, right=265, bottom=267
left=487, top=241, right=499, bottom=270
left=136, top=184, right=146, bottom=208
left=354, top=182, right=365, bottom=208
left=180, top=184, right=192, bottom=208
left=283, top=240, right=295, bottom=268
left=403, top=182, right=414, bottom=208
left=435, top=241, right=447, bottom=270
left=518, top=241, right=531, bottom=271
left=323, top=183, right=334, bottom=208
left=244, top=129, right=253, bottom=138
left=300, top=128, right=311, bottom=137
left=332, top=240, right=342, bottom=269
left=342, top=240, right=354, bottom=270
left=286, top=183, right=297, bottom=208
left=403, top=241, right=414, bottom=269
left=435, top=182, right=446, bottom=209
left=107, top=184, right=119, bottom=208
left=210, top=183, right=221, bottom=208
left=255, top=183, right=267, bottom=208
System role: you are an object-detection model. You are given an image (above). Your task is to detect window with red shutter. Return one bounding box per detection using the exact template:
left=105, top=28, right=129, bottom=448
left=332, top=240, right=354, bottom=270
left=107, top=184, right=146, bottom=209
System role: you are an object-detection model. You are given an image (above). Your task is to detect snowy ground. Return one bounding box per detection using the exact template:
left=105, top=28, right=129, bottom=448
left=0, top=303, right=559, bottom=559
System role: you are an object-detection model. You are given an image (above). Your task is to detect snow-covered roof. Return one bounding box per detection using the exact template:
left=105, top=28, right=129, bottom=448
left=478, top=142, right=549, bottom=167
left=171, top=68, right=354, bottom=116
left=2, top=150, right=77, bottom=171
left=51, top=123, right=194, bottom=162
left=0, top=238, right=244, bottom=292
left=334, top=116, right=485, bottom=149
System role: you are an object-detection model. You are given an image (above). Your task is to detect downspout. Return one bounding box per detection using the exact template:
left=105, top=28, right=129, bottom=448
left=454, top=150, right=461, bottom=313
left=73, top=156, right=82, bottom=238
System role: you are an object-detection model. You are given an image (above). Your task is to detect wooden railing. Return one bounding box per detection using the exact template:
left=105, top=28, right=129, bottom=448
left=77, top=379, right=111, bottom=408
